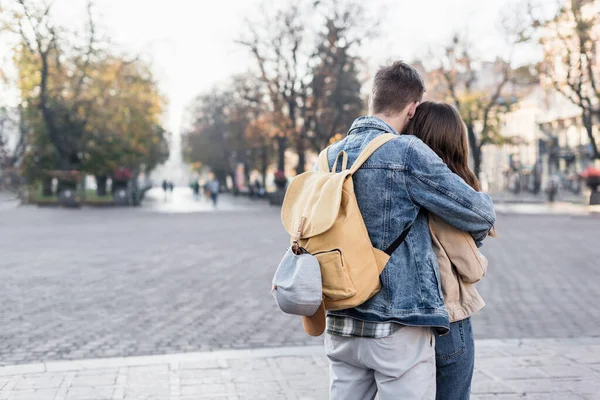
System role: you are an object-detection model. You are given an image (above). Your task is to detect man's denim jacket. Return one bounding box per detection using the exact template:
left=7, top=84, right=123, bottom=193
left=325, top=116, right=496, bottom=332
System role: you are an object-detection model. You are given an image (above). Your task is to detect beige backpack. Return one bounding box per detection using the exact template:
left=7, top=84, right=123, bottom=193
left=281, top=134, right=414, bottom=313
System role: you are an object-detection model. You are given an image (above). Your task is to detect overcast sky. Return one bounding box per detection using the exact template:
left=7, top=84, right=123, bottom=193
left=1, top=0, right=555, bottom=135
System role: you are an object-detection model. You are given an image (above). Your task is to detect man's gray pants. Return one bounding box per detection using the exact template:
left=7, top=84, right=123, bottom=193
left=325, top=326, right=436, bottom=400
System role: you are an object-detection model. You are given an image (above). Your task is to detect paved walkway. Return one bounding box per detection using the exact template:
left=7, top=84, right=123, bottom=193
left=493, top=201, right=600, bottom=216
left=0, top=338, right=598, bottom=400
left=490, top=191, right=586, bottom=205
left=144, top=188, right=600, bottom=217
left=2, top=198, right=600, bottom=364
left=141, top=188, right=266, bottom=214
left=0, top=191, right=19, bottom=211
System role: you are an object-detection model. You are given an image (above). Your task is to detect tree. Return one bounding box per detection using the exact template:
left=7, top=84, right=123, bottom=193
left=305, top=1, right=367, bottom=151
left=184, top=89, right=240, bottom=187
left=183, top=75, right=271, bottom=190
left=419, top=35, right=534, bottom=178
left=531, top=0, right=600, bottom=159
left=80, top=56, right=168, bottom=191
left=238, top=3, right=312, bottom=174
left=7, top=0, right=99, bottom=171
left=238, top=0, right=372, bottom=174
left=4, top=0, right=169, bottom=195
left=230, top=75, right=275, bottom=186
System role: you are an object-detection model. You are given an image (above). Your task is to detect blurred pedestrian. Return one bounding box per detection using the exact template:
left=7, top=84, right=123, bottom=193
left=192, top=181, right=200, bottom=199
left=207, top=174, right=220, bottom=208
left=161, top=180, right=168, bottom=201
left=202, top=181, right=210, bottom=202
left=254, top=180, right=262, bottom=198
left=547, top=174, right=559, bottom=203
left=169, top=182, right=174, bottom=193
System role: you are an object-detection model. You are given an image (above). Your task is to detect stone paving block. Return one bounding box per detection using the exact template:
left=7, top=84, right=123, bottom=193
left=126, top=375, right=170, bottom=388
left=559, top=379, right=600, bottom=395
left=273, top=356, right=318, bottom=375
left=227, top=358, right=270, bottom=371
left=180, top=383, right=230, bottom=396
left=506, top=378, right=575, bottom=393
left=70, top=373, right=117, bottom=387
left=7, top=390, right=57, bottom=400
left=14, top=374, right=63, bottom=390
left=484, top=366, right=547, bottom=380
left=287, top=381, right=329, bottom=394
left=564, top=348, right=600, bottom=365
left=234, top=381, right=282, bottom=394
left=65, top=386, right=114, bottom=400
left=123, top=385, right=170, bottom=398
left=538, top=364, right=599, bottom=379
left=470, top=380, right=519, bottom=395
left=472, top=369, right=494, bottom=382
left=478, top=355, right=573, bottom=368
left=178, top=369, right=227, bottom=385
left=230, top=368, right=276, bottom=383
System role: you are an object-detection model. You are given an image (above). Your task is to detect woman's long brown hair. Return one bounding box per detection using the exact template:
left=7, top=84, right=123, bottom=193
left=404, top=101, right=480, bottom=191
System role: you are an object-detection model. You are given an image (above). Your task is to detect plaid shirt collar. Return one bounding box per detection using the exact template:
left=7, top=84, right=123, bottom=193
left=326, top=315, right=401, bottom=338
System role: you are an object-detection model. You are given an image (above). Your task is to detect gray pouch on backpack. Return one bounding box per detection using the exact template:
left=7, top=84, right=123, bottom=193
left=271, top=248, right=322, bottom=316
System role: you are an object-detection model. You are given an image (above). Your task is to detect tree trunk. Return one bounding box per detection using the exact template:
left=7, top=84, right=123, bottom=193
left=42, top=177, right=53, bottom=197
left=277, top=136, right=286, bottom=172
left=473, top=146, right=482, bottom=180
left=96, top=175, right=108, bottom=196
left=466, top=124, right=482, bottom=178
left=39, top=51, right=71, bottom=171
left=261, top=144, right=268, bottom=187
left=296, top=134, right=306, bottom=175
left=244, top=162, right=251, bottom=194
left=583, top=112, right=600, bottom=159
left=230, top=172, right=238, bottom=196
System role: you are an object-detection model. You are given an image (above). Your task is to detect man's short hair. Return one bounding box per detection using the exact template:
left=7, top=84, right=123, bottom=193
left=370, top=61, right=425, bottom=116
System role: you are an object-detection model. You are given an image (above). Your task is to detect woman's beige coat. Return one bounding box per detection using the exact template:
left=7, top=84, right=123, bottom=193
left=429, top=214, right=487, bottom=322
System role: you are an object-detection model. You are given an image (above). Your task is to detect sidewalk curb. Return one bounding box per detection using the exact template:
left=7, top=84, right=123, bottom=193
left=0, top=346, right=326, bottom=375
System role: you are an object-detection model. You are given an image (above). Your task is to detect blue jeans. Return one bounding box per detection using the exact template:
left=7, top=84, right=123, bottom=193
left=434, top=317, right=475, bottom=400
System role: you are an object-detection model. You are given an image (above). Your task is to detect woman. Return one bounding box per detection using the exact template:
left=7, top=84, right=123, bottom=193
left=404, top=101, right=493, bottom=400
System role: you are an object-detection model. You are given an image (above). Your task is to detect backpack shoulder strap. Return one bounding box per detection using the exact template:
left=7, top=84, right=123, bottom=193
left=317, top=146, right=331, bottom=173
left=348, top=133, right=397, bottom=174
left=384, top=209, right=425, bottom=255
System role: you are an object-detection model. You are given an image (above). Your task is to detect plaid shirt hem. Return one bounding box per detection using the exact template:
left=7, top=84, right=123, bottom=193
left=326, top=315, right=401, bottom=338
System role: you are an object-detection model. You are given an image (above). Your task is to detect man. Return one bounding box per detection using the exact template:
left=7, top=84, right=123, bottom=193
left=161, top=179, right=168, bottom=201
left=322, top=61, right=495, bottom=399
left=207, top=173, right=220, bottom=207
